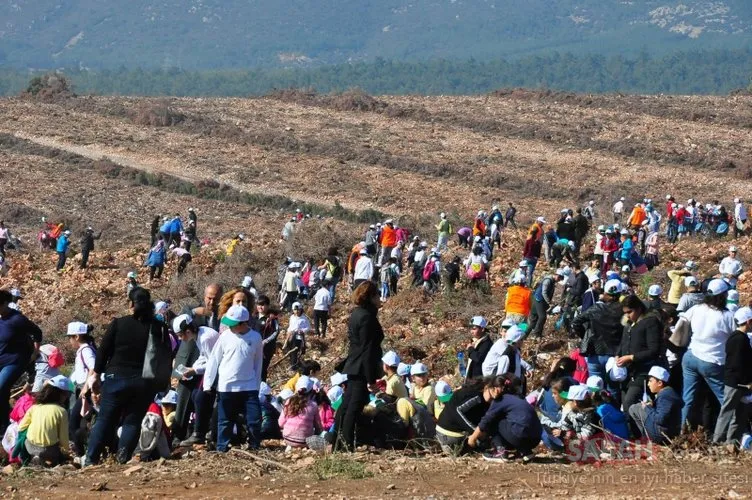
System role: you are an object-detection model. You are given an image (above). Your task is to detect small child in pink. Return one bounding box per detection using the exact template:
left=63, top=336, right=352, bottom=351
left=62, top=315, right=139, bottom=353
left=278, top=376, right=322, bottom=449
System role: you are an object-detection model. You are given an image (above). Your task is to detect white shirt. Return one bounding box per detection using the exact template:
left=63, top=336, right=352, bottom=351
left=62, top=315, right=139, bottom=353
left=481, top=340, right=532, bottom=377
left=171, top=247, right=190, bottom=257
left=192, top=326, right=220, bottom=376
left=736, top=202, right=748, bottom=222
left=288, top=314, right=311, bottom=334
left=313, top=288, right=332, bottom=311
left=203, top=327, right=263, bottom=392
left=719, top=257, right=743, bottom=287
left=0, top=227, right=8, bottom=239
left=683, top=304, right=735, bottom=365
left=613, top=201, right=624, bottom=214
left=70, top=344, right=96, bottom=386
left=390, top=246, right=402, bottom=260
left=353, top=255, right=374, bottom=281
left=413, top=249, right=426, bottom=263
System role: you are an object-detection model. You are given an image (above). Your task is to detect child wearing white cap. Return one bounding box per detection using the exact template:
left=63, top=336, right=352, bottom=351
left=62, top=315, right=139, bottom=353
left=259, top=382, right=282, bottom=440
left=285, top=302, right=311, bottom=372
left=481, top=326, right=531, bottom=386
left=17, top=375, right=73, bottom=466
left=466, top=316, right=492, bottom=380
left=433, top=380, right=453, bottom=419
left=712, top=307, right=752, bottom=447
left=278, top=376, right=323, bottom=450
left=381, top=351, right=408, bottom=399
left=66, top=321, right=97, bottom=456
left=628, top=366, right=681, bottom=444
left=407, top=362, right=435, bottom=415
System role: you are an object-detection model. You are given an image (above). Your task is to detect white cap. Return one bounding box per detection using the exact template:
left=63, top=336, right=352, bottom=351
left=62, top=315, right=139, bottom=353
left=327, top=386, right=344, bottom=403
left=188, top=208, right=195, bottom=212
left=562, top=385, right=589, bottom=401
left=295, top=375, right=313, bottom=393
left=440, top=212, right=446, bottom=218
left=359, top=246, right=369, bottom=255
left=410, top=362, right=429, bottom=376
left=66, top=321, right=88, bottom=336
left=605, top=357, right=628, bottom=382
left=382, top=350, right=400, bottom=367
left=435, top=380, right=453, bottom=403
left=620, top=229, right=629, bottom=236
left=279, top=388, right=295, bottom=401
left=10, top=288, right=21, bottom=298
left=397, top=362, right=411, bottom=377
left=518, top=260, right=528, bottom=267
left=589, top=200, right=594, bottom=205
left=259, top=381, right=272, bottom=397
left=330, top=372, right=348, bottom=386
left=161, top=390, right=178, bottom=405
left=685, top=260, right=697, bottom=270
left=501, top=317, right=516, bottom=328
left=586, top=376, right=604, bottom=392
left=555, top=268, right=566, bottom=277
left=505, top=325, right=524, bottom=344
left=561, top=209, right=568, bottom=214
left=127, top=271, right=137, bottom=279
left=471, top=316, right=488, bottom=328
left=588, top=274, right=601, bottom=284
left=730, top=246, right=738, bottom=252
left=568, top=241, right=575, bottom=249
left=292, top=301, right=303, bottom=311
left=734, top=198, right=741, bottom=203
left=648, top=284, right=663, bottom=297
left=666, top=194, right=672, bottom=200
left=172, top=313, right=193, bottom=333
left=604, top=279, right=624, bottom=296
left=63, top=230, right=71, bottom=236
left=706, top=278, right=729, bottom=296
left=734, top=306, right=752, bottom=325
left=385, top=219, right=393, bottom=224
left=7, top=303, right=18, bottom=310
left=220, top=305, right=250, bottom=327
left=311, top=377, right=322, bottom=392
left=648, top=366, right=670, bottom=383
left=536, top=217, right=546, bottom=223
left=154, top=301, right=169, bottom=315
left=241, top=276, right=253, bottom=288
left=684, top=276, right=699, bottom=287
left=620, top=197, right=625, bottom=201
left=45, top=375, right=74, bottom=393
left=477, top=210, right=484, bottom=217
left=728, top=289, right=740, bottom=302
left=621, top=265, right=630, bottom=272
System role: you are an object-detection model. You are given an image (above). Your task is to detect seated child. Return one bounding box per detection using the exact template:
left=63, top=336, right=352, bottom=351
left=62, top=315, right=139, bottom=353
left=381, top=351, right=408, bottom=399
left=628, top=366, right=682, bottom=445
left=315, top=385, right=335, bottom=432
left=283, top=360, right=321, bottom=392
left=278, top=376, right=323, bottom=450
left=588, top=376, right=628, bottom=440
left=434, top=380, right=453, bottom=419
left=559, top=384, right=597, bottom=442
left=135, top=400, right=172, bottom=461
left=161, top=390, right=178, bottom=430
left=397, top=363, right=412, bottom=394
left=260, top=382, right=282, bottom=440
left=17, top=376, right=73, bottom=466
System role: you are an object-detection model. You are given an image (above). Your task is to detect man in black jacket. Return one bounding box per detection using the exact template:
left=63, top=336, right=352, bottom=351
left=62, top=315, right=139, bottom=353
left=150, top=215, right=161, bottom=246
left=186, top=283, right=223, bottom=331
left=571, top=278, right=625, bottom=397
left=529, top=271, right=564, bottom=338
left=80, top=227, right=102, bottom=269
left=466, top=316, right=493, bottom=380
left=573, top=208, right=590, bottom=253
left=713, top=307, right=752, bottom=447
left=563, top=265, right=589, bottom=336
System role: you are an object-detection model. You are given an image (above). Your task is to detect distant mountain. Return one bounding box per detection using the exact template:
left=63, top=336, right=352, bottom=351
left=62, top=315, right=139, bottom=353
left=1, top=1, right=752, bottom=69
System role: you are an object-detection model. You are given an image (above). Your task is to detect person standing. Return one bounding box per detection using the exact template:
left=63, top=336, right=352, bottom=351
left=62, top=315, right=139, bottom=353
left=0, top=221, right=10, bottom=257
left=612, top=197, right=625, bottom=223
left=528, top=271, right=564, bottom=338
left=150, top=215, right=161, bottom=246
left=80, top=227, right=102, bottom=269
left=203, top=305, right=263, bottom=452
left=145, top=236, right=167, bottom=281
left=505, top=203, right=517, bottom=228
left=713, top=307, right=752, bottom=448
left=188, top=283, right=223, bottom=331
left=733, top=198, right=747, bottom=239
left=719, top=246, right=743, bottom=289
left=84, top=288, right=170, bottom=465
left=0, top=290, right=43, bottom=435
left=436, top=213, right=451, bottom=252
left=466, top=316, right=493, bottom=380
left=583, top=201, right=596, bottom=222
left=313, top=281, right=332, bottom=337
left=378, top=219, right=398, bottom=267
left=56, top=230, right=71, bottom=271
left=335, top=282, right=384, bottom=451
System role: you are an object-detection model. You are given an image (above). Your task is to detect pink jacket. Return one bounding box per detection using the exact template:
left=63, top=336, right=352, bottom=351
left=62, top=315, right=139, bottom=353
left=278, top=401, right=323, bottom=447
left=319, top=403, right=335, bottom=431
left=10, top=393, right=34, bottom=423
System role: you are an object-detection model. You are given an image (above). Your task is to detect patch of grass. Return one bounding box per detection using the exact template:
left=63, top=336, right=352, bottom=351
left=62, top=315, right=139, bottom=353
left=311, top=455, right=373, bottom=481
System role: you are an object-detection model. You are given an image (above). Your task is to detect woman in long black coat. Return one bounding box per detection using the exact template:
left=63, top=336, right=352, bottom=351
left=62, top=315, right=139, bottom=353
left=335, top=281, right=384, bottom=451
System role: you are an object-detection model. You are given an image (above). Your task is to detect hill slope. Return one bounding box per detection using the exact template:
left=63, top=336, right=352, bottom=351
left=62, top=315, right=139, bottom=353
left=1, top=1, right=752, bottom=69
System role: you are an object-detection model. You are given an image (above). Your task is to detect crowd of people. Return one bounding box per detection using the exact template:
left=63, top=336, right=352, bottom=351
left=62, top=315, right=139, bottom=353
left=0, top=192, right=750, bottom=469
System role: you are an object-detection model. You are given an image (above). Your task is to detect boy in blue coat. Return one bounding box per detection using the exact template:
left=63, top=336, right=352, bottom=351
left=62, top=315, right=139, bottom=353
left=56, top=230, right=71, bottom=271
left=628, top=366, right=682, bottom=444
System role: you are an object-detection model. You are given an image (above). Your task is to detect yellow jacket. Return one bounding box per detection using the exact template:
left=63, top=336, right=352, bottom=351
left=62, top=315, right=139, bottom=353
left=19, top=404, right=69, bottom=449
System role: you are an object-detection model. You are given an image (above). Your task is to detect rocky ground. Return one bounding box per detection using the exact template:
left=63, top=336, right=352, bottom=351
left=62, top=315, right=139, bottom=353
left=1, top=90, right=752, bottom=498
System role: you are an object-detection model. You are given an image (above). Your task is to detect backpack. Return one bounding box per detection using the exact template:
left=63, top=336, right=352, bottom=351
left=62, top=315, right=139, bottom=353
left=466, top=256, right=485, bottom=279
left=422, top=259, right=436, bottom=281
left=406, top=399, right=436, bottom=440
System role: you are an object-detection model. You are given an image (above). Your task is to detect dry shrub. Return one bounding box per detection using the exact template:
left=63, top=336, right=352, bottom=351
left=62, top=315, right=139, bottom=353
left=325, top=88, right=387, bottom=112
left=129, top=100, right=185, bottom=127
left=23, top=73, right=75, bottom=101
left=283, top=219, right=362, bottom=263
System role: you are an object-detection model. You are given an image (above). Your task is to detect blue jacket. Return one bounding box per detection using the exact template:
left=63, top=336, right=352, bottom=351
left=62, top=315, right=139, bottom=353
left=0, top=309, right=43, bottom=366
left=146, top=247, right=166, bottom=267
left=159, top=220, right=171, bottom=233
left=644, top=386, right=682, bottom=443
left=479, top=394, right=542, bottom=442
left=56, top=234, right=70, bottom=253
left=619, top=239, right=633, bottom=260
left=168, top=218, right=183, bottom=234
left=597, top=403, right=629, bottom=439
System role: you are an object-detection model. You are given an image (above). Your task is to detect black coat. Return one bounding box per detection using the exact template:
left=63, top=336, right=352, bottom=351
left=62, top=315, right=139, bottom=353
left=80, top=231, right=102, bottom=251
left=467, top=335, right=493, bottom=379
left=342, top=305, right=384, bottom=383
left=574, top=214, right=590, bottom=239
left=617, top=313, right=664, bottom=375
left=572, top=300, right=623, bottom=356
left=724, top=330, right=752, bottom=387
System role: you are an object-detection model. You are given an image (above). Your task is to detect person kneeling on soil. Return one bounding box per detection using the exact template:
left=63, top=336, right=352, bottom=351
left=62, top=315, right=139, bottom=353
left=434, top=377, right=494, bottom=454
left=467, top=374, right=542, bottom=463
left=16, top=376, right=73, bottom=466
left=278, top=376, right=323, bottom=451
left=628, top=366, right=681, bottom=445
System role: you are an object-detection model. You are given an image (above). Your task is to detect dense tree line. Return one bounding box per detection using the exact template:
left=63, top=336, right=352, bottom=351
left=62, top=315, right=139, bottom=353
left=2, top=49, right=752, bottom=97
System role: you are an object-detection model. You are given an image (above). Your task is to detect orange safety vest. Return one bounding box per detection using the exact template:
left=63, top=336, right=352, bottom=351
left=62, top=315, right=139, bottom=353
left=505, top=285, right=532, bottom=317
